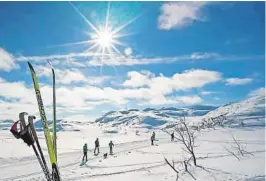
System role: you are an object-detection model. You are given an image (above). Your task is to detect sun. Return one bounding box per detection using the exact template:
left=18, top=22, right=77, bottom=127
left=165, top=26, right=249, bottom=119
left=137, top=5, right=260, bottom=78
left=95, top=30, right=113, bottom=48
left=61, top=2, right=143, bottom=75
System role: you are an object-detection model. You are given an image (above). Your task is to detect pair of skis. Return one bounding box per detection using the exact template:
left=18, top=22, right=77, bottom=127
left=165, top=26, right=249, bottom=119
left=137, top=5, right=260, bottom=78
left=27, top=62, right=60, bottom=181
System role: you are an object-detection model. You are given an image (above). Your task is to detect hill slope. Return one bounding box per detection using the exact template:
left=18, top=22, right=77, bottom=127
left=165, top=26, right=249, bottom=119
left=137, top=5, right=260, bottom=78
left=205, top=94, right=265, bottom=118
left=95, top=106, right=217, bottom=129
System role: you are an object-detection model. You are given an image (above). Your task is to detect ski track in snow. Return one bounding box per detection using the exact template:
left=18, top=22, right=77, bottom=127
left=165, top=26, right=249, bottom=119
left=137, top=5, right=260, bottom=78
left=64, top=162, right=166, bottom=181
left=0, top=126, right=265, bottom=181
left=0, top=138, right=170, bottom=181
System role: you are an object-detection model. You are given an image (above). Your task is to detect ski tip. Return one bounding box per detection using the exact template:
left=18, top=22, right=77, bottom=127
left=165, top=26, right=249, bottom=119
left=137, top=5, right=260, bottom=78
left=27, top=62, right=35, bottom=73
left=46, top=60, right=55, bottom=71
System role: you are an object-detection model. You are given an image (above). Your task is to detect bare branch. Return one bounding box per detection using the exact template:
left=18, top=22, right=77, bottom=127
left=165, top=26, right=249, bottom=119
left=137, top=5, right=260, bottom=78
left=186, top=170, right=197, bottom=180
left=183, top=159, right=196, bottom=180
left=165, top=158, right=179, bottom=174
left=225, top=146, right=240, bottom=161
left=173, top=120, right=198, bottom=166
left=165, top=158, right=179, bottom=181
left=225, top=134, right=254, bottom=160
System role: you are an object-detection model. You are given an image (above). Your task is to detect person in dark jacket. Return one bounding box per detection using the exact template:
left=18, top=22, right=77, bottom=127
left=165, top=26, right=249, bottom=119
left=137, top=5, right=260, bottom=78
left=171, top=132, right=174, bottom=142
left=94, top=138, right=100, bottom=155
left=82, top=143, right=88, bottom=162
left=151, top=134, right=155, bottom=145
left=109, top=140, right=114, bottom=155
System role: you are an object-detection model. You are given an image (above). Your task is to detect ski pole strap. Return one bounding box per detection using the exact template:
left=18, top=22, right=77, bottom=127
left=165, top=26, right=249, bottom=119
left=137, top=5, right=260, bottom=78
left=10, top=121, right=20, bottom=139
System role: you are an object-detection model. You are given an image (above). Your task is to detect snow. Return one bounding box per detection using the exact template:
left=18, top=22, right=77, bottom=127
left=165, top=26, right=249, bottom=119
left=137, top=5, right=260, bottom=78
left=0, top=123, right=265, bottom=181
left=205, top=94, right=265, bottom=118
left=92, top=94, right=265, bottom=130
left=0, top=94, right=265, bottom=180
left=94, top=106, right=217, bottom=129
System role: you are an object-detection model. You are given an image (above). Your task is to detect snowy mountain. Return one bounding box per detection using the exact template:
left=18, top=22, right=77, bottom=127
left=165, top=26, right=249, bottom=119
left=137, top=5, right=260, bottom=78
left=1, top=94, right=264, bottom=131
left=205, top=94, right=265, bottom=118
left=201, top=94, right=265, bottom=127
left=95, top=94, right=265, bottom=129
left=0, top=120, right=13, bottom=131
left=95, top=105, right=217, bottom=129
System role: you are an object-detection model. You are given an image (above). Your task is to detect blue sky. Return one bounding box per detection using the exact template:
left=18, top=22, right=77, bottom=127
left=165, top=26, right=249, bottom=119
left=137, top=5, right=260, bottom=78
left=0, top=1, right=265, bottom=121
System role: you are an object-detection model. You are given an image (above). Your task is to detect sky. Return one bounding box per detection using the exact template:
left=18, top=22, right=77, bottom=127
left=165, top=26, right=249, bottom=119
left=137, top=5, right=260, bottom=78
left=0, top=1, right=265, bottom=121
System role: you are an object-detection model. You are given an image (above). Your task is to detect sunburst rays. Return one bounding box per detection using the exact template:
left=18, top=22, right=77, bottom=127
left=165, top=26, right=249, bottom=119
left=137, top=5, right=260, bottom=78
left=59, top=1, right=143, bottom=75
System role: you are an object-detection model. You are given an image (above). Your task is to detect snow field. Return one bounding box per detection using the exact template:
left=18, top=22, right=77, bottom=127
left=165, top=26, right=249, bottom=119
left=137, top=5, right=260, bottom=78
left=0, top=125, right=265, bottom=181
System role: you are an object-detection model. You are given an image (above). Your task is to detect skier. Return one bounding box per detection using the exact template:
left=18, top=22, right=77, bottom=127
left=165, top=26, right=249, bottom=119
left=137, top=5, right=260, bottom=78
left=94, top=138, right=100, bottom=155
left=109, top=140, right=114, bottom=155
left=151, top=134, right=155, bottom=146
left=152, top=131, right=156, bottom=140
left=82, top=143, right=88, bottom=162
left=171, top=132, right=174, bottom=142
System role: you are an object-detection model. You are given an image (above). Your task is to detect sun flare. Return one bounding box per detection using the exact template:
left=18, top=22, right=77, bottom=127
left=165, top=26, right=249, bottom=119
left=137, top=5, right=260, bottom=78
left=64, top=2, right=143, bottom=75
left=95, top=30, right=113, bottom=48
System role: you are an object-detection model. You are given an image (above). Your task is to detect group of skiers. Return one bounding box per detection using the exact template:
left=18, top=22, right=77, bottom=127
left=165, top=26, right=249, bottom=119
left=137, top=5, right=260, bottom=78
left=83, top=131, right=175, bottom=162
left=82, top=138, right=114, bottom=162
left=150, top=131, right=175, bottom=145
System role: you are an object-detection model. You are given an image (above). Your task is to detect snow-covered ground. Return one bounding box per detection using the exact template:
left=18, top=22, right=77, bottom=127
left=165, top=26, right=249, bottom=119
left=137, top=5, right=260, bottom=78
left=0, top=122, right=265, bottom=181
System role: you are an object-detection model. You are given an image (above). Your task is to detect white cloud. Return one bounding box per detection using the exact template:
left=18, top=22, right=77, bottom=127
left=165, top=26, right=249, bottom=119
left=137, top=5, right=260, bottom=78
left=139, top=95, right=202, bottom=106
left=0, top=47, right=19, bottom=72
left=0, top=77, right=33, bottom=100
left=13, top=51, right=264, bottom=68
left=124, top=69, right=221, bottom=90
left=81, top=53, right=264, bottom=67
left=176, top=95, right=203, bottom=104
left=190, top=52, right=220, bottom=60
left=225, top=78, right=253, bottom=85
left=248, top=87, right=265, bottom=97
left=0, top=68, right=243, bottom=120
left=123, top=71, right=154, bottom=88
left=121, top=69, right=221, bottom=105
left=0, top=98, right=101, bottom=121
left=0, top=69, right=219, bottom=113
left=34, top=65, right=109, bottom=85
left=0, top=78, right=112, bottom=120
left=57, top=69, right=89, bottom=84
left=34, top=65, right=52, bottom=77
left=139, top=94, right=175, bottom=106
left=200, top=91, right=214, bottom=95
left=16, top=52, right=97, bottom=62
left=0, top=78, right=47, bottom=120
left=0, top=100, right=38, bottom=120
left=171, top=69, right=222, bottom=90
left=122, top=69, right=221, bottom=100
left=148, top=69, right=222, bottom=96
left=158, top=2, right=208, bottom=30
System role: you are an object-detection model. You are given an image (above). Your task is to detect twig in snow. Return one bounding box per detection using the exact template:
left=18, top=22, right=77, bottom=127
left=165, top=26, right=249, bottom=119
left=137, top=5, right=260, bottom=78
left=225, top=134, right=254, bottom=161
left=164, top=158, right=179, bottom=181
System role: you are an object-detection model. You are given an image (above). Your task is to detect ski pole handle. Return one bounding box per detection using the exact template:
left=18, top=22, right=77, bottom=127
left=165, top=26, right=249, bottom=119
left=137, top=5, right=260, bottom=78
left=19, top=112, right=28, bottom=128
